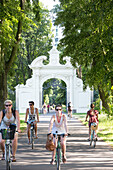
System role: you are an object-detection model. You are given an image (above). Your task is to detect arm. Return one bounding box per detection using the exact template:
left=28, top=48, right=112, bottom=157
left=48, top=115, right=54, bottom=134
left=25, top=108, right=29, bottom=123
left=0, top=110, right=3, bottom=124
left=15, top=110, right=21, bottom=133
left=36, top=108, right=39, bottom=122
left=85, top=112, right=89, bottom=121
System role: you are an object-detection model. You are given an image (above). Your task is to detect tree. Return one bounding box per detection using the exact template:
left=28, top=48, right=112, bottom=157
left=54, top=0, right=113, bottom=114
left=0, top=0, right=40, bottom=109
left=8, top=6, right=53, bottom=93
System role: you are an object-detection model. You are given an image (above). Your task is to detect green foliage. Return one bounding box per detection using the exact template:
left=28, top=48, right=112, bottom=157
left=43, top=78, right=66, bottom=105
left=7, top=3, right=53, bottom=102
left=54, top=0, right=113, bottom=114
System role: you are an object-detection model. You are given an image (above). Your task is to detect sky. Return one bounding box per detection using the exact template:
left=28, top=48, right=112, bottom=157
left=39, top=0, right=59, bottom=10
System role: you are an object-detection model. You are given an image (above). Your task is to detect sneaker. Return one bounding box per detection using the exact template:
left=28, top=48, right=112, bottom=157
left=50, top=159, right=54, bottom=165
left=12, top=156, right=16, bottom=162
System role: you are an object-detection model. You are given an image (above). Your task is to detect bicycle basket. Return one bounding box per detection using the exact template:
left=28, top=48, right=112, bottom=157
left=91, top=123, right=98, bottom=130
left=1, top=124, right=16, bottom=140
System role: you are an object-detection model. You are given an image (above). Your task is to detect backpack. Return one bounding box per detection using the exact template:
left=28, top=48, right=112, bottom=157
left=2, top=109, right=16, bottom=119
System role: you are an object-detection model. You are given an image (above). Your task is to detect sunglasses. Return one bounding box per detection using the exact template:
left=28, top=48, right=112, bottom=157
left=5, top=104, right=12, bottom=107
left=29, top=104, right=33, bottom=106
left=56, top=109, right=62, bottom=111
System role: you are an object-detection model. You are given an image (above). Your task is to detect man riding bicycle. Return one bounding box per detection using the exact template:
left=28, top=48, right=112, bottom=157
left=85, top=103, right=99, bottom=141
left=48, top=104, right=68, bottom=164
left=25, top=101, right=39, bottom=144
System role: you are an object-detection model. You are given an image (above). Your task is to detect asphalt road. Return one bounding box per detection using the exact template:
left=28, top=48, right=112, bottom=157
left=1, top=112, right=113, bottom=170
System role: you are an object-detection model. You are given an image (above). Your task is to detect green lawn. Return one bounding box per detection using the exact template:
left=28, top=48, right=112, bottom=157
left=73, top=113, right=113, bottom=147
left=19, top=113, right=26, bottom=132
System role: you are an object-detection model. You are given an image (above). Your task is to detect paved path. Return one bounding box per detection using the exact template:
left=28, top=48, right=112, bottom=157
left=1, top=112, right=113, bottom=170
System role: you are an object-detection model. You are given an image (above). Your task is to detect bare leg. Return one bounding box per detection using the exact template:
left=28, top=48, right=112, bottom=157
left=61, top=137, right=66, bottom=157
left=89, top=127, right=91, bottom=140
left=12, top=133, right=18, bottom=156
left=34, top=124, right=38, bottom=137
left=27, top=124, right=31, bottom=142
left=0, top=133, right=5, bottom=155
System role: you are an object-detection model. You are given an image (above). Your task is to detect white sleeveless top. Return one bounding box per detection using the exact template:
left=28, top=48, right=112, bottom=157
left=28, top=108, right=36, bottom=122
left=0, top=114, right=15, bottom=130
left=52, top=115, right=66, bottom=134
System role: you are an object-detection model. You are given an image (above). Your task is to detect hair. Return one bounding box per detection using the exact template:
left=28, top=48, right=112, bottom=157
left=55, top=104, right=62, bottom=110
left=90, top=103, right=95, bottom=108
left=4, top=100, right=12, bottom=105
left=29, top=101, right=34, bottom=105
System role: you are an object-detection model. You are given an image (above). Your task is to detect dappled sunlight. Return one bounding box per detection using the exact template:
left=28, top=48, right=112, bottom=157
left=1, top=113, right=113, bottom=170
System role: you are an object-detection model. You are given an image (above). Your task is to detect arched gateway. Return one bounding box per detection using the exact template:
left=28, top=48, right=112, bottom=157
left=15, top=47, right=92, bottom=113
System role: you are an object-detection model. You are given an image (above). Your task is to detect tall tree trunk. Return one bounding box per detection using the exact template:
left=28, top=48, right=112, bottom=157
left=0, top=0, right=24, bottom=108
left=98, top=86, right=110, bottom=113
left=0, top=71, right=7, bottom=110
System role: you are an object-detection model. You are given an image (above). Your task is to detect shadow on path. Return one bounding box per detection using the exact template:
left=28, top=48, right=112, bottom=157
left=1, top=113, right=113, bottom=170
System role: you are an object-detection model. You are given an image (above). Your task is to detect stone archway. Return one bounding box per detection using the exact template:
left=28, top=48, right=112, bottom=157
left=15, top=46, right=92, bottom=113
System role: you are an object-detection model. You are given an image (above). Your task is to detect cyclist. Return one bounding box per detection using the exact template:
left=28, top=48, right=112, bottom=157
left=0, top=100, right=21, bottom=162
left=48, top=104, right=68, bottom=164
left=85, top=103, right=99, bottom=141
left=25, top=101, right=39, bottom=144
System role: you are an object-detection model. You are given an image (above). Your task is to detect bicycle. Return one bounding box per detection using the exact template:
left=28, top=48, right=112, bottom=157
left=27, top=120, right=37, bottom=149
left=1, top=123, right=16, bottom=170
left=90, top=122, right=98, bottom=148
left=54, top=131, right=69, bottom=170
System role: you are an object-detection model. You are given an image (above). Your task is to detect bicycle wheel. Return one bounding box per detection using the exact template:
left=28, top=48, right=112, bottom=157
left=93, top=132, right=96, bottom=148
left=90, top=133, right=93, bottom=146
left=57, top=148, right=60, bottom=170
left=5, top=144, right=11, bottom=170
left=31, top=129, right=34, bottom=149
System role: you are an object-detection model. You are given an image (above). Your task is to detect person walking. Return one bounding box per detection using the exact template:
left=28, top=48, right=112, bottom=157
left=47, top=104, right=50, bottom=113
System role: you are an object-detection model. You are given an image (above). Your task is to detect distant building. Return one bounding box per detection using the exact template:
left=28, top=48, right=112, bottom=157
left=50, top=12, right=63, bottom=47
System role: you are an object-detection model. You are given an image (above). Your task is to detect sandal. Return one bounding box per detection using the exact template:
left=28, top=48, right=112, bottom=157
left=1, top=153, right=5, bottom=160
left=62, top=156, right=67, bottom=163
left=34, top=136, right=38, bottom=139
left=28, top=140, right=31, bottom=145
left=50, top=159, right=54, bottom=165
left=12, top=156, right=16, bottom=162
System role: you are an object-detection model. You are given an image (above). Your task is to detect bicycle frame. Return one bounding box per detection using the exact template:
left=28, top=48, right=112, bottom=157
left=30, top=122, right=35, bottom=149
left=2, top=124, right=16, bottom=170
left=27, top=120, right=36, bottom=149
left=55, top=132, right=65, bottom=170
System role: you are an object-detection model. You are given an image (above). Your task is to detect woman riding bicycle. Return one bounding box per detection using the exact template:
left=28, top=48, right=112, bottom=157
left=85, top=103, right=99, bottom=141
left=0, top=100, right=21, bottom=162
left=48, top=104, right=68, bottom=165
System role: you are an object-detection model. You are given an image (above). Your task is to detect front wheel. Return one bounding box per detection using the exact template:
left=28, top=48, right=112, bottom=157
left=57, top=148, right=60, bottom=170
left=31, top=129, right=34, bottom=149
left=6, top=144, right=11, bottom=170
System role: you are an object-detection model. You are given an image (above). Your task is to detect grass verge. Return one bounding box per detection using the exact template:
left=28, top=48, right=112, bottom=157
left=73, top=112, right=113, bottom=147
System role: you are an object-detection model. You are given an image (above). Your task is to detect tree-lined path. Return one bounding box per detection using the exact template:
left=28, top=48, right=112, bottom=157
left=1, top=113, right=113, bottom=170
